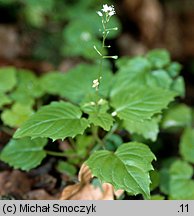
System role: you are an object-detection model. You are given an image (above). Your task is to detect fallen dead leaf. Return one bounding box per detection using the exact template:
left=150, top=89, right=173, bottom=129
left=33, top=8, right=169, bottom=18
left=78, top=163, right=93, bottom=183
left=0, top=170, right=32, bottom=197
left=60, top=164, right=124, bottom=200
left=25, top=189, right=56, bottom=200
left=33, top=174, right=57, bottom=193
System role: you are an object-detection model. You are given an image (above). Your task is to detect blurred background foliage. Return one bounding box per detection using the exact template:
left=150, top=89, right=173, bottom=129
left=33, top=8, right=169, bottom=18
left=0, top=0, right=194, bottom=70
left=0, top=0, right=120, bottom=63
left=0, top=0, right=193, bottom=79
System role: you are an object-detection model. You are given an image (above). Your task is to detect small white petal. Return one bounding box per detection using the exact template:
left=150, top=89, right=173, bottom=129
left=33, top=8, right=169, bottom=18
left=97, top=98, right=105, bottom=105
left=109, top=11, right=115, bottom=16
left=97, top=11, right=103, bottom=17
left=93, top=79, right=98, bottom=84
left=90, top=102, right=96, bottom=106
left=102, top=4, right=110, bottom=12
left=111, top=111, right=117, bottom=117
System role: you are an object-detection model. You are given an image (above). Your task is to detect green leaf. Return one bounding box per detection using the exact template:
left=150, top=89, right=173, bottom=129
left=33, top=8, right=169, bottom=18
left=62, top=20, right=105, bottom=59
left=89, top=113, right=114, bottom=131
left=113, top=54, right=183, bottom=98
left=0, top=137, right=47, bottom=171
left=0, top=67, right=16, bottom=93
left=56, top=161, right=77, bottom=176
left=10, top=69, right=44, bottom=104
left=146, top=49, right=170, bottom=69
left=75, top=135, right=93, bottom=157
left=0, top=0, right=15, bottom=4
left=123, top=116, right=160, bottom=141
left=159, top=168, right=170, bottom=195
left=0, top=93, right=12, bottom=109
left=147, top=70, right=173, bottom=89
left=167, top=62, right=182, bottom=78
left=169, top=160, right=194, bottom=199
left=14, top=101, right=89, bottom=141
left=111, top=87, right=176, bottom=122
left=25, top=0, right=54, bottom=11
left=86, top=142, right=156, bottom=199
left=162, top=104, right=192, bottom=129
left=105, top=134, right=123, bottom=151
left=111, top=57, right=151, bottom=96
left=150, top=170, right=160, bottom=191
left=180, top=128, right=194, bottom=164
left=81, top=96, right=109, bottom=114
left=160, top=159, right=194, bottom=199
left=150, top=195, right=165, bottom=200
left=120, top=57, right=152, bottom=74
left=24, top=5, right=45, bottom=27
left=24, top=0, right=54, bottom=27
left=1, top=103, right=34, bottom=128
left=65, top=134, right=95, bottom=166
left=40, top=72, right=66, bottom=95
left=159, top=157, right=178, bottom=195
left=41, top=64, right=113, bottom=104
left=171, top=76, right=185, bottom=97
left=66, top=135, right=93, bottom=165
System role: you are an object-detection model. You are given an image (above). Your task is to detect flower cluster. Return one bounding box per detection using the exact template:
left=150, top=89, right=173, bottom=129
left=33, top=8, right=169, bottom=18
left=97, top=4, right=116, bottom=17
left=92, top=76, right=102, bottom=90
left=92, top=79, right=99, bottom=89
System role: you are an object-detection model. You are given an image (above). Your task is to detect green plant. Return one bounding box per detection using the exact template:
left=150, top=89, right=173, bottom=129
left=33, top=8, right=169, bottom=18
left=0, top=4, right=193, bottom=200
left=0, top=0, right=120, bottom=63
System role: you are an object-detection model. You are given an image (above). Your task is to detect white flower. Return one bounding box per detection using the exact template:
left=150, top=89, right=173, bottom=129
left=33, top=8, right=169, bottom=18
left=102, top=4, right=111, bottom=12
left=92, top=79, right=99, bottom=88
left=97, top=11, right=103, bottom=17
left=97, top=98, right=105, bottom=105
left=108, top=10, right=115, bottom=17
left=101, top=4, right=115, bottom=16
left=90, top=101, right=96, bottom=106
left=111, top=111, right=117, bottom=117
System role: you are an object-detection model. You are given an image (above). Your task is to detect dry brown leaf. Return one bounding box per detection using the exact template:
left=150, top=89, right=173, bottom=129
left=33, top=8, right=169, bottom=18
left=33, top=174, right=57, bottom=192
left=60, top=164, right=116, bottom=200
left=25, top=189, right=56, bottom=200
left=78, top=163, right=93, bottom=183
left=114, top=189, right=124, bottom=199
left=60, top=182, right=114, bottom=200
left=0, top=170, right=32, bottom=197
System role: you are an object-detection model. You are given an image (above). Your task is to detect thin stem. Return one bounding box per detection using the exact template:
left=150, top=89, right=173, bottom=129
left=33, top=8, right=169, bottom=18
left=102, top=123, right=119, bottom=142
left=46, top=150, right=78, bottom=158
left=97, top=58, right=103, bottom=90
left=96, top=16, right=108, bottom=95
left=45, top=150, right=68, bottom=157
left=92, top=125, right=105, bottom=149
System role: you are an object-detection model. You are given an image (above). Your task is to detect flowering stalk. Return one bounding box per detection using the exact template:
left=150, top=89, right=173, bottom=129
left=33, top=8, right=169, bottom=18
left=92, top=4, right=118, bottom=92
